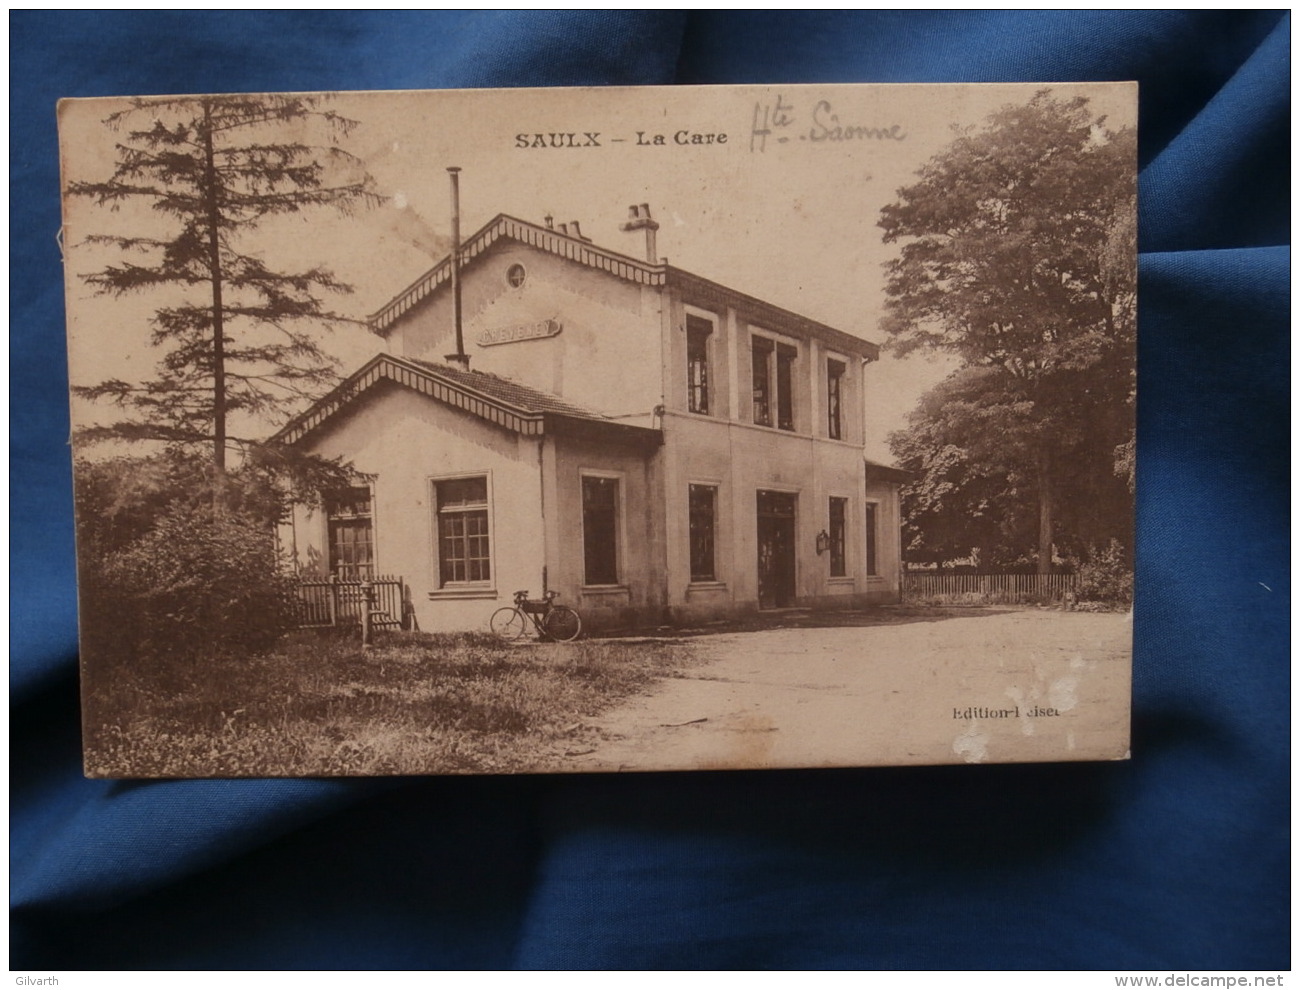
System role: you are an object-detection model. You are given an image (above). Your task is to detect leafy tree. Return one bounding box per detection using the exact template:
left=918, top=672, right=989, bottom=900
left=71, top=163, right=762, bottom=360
left=73, top=448, right=352, bottom=559
left=889, top=366, right=1131, bottom=570
left=880, top=91, right=1135, bottom=573
left=889, top=368, right=1035, bottom=569
left=74, top=448, right=356, bottom=669
left=69, top=94, right=378, bottom=478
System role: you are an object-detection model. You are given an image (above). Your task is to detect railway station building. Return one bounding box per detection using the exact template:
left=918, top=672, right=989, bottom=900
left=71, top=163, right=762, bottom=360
left=277, top=206, right=906, bottom=632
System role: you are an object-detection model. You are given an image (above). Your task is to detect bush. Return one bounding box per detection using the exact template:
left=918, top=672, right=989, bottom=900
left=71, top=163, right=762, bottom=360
left=1074, top=539, right=1133, bottom=606
left=73, top=450, right=344, bottom=672
left=80, top=503, right=296, bottom=667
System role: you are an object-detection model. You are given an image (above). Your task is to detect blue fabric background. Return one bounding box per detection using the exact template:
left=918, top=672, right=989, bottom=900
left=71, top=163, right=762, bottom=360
left=10, top=11, right=1289, bottom=970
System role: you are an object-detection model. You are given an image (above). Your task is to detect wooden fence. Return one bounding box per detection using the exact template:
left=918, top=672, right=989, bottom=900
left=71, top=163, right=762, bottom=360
left=902, top=572, right=1078, bottom=604
left=294, top=575, right=409, bottom=630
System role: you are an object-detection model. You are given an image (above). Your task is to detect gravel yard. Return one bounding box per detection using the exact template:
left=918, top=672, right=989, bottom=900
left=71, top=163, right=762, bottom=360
left=565, top=607, right=1131, bottom=772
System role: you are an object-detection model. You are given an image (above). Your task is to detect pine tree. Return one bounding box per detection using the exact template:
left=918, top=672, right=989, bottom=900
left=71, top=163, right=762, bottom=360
left=69, top=94, right=379, bottom=478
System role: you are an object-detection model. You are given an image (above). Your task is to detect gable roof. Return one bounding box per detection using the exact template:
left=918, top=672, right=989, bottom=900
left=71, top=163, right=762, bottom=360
left=369, top=215, right=662, bottom=333
left=369, top=213, right=880, bottom=360
left=404, top=357, right=600, bottom=420
left=274, top=353, right=662, bottom=449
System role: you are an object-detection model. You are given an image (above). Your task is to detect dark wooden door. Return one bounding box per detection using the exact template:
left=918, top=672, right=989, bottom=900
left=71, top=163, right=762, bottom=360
left=757, top=490, right=797, bottom=609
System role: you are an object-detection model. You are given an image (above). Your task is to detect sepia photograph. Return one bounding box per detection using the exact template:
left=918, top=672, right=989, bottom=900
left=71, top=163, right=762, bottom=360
left=59, top=83, right=1137, bottom=777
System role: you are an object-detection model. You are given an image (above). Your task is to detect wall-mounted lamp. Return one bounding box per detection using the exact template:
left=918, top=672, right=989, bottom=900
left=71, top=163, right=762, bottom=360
left=815, top=529, right=831, bottom=555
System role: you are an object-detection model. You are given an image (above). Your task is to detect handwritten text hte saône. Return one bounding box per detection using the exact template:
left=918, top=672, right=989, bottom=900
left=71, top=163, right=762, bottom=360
left=750, top=95, right=907, bottom=152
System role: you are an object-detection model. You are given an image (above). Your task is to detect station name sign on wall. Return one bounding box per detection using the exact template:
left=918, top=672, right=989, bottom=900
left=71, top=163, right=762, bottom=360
left=476, top=319, right=562, bottom=347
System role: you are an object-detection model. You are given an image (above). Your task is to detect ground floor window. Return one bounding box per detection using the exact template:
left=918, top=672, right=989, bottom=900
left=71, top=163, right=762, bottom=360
left=582, top=474, right=620, bottom=585
left=829, top=496, right=847, bottom=577
left=435, top=476, right=490, bottom=585
left=689, top=484, right=717, bottom=582
left=327, top=484, right=374, bottom=579
left=864, top=501, right=879, bottom=576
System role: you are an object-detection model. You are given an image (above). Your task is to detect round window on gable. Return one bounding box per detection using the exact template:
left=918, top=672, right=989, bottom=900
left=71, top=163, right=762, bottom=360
left=506, top=263, right=527, bottom=288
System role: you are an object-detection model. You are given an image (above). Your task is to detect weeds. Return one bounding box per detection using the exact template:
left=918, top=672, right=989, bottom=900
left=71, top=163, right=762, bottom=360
left=83, top=631, right=695, bottom=777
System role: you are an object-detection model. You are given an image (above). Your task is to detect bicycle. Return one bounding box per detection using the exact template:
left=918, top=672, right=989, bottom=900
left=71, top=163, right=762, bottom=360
left=490, top=590, right=583, bottom=643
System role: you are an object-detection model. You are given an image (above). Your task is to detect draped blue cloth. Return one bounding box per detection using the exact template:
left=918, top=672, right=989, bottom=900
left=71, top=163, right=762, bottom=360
left=11, top=11, right=1289, bottom=969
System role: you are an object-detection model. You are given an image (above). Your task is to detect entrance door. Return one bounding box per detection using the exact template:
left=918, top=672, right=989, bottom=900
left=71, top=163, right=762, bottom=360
left=756, top=490, right=797, bottom=609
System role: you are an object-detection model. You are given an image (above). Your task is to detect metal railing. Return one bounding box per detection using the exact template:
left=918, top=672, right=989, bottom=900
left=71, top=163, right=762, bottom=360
left=294, top=575, right=408, bottom=629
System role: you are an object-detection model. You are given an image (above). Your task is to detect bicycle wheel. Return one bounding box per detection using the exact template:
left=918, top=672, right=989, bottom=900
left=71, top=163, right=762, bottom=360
left=489, top=607, right=528, bottom=641
left=543, top=605, right=582, bottom=643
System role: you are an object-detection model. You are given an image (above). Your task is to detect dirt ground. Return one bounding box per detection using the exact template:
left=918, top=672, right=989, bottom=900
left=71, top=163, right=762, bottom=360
left=562, top=607, right=1132, bottom=773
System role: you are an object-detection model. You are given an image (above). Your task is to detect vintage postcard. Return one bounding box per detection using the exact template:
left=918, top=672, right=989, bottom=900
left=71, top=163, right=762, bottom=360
left=59, top=83, right=1136, bottom=777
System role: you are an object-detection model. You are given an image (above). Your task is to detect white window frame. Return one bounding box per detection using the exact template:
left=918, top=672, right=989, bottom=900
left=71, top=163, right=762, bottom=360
left=750, top=327, right=801, bottom=433
left=687, top=479, right=723, bottom=585
left=579, top=468, right=626, bottom=588
left=684, top=305, right=718, bottom=417
left=825, top=351, right=848, bottom=441
left=827, top=492, right=852, bottom=581
left=864, top=499, right=881, bottom=578
left=325, top=478, right=377, bottom=579
left=429, top=471, right=495, bottom=595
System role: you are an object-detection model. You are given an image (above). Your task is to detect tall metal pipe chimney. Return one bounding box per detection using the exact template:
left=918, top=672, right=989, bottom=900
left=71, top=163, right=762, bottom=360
left=444, top=167, right=469, bottom=370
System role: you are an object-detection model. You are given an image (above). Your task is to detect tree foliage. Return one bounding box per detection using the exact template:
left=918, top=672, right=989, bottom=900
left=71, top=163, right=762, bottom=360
left=87, top=503, right=297, bottom=663
left=74, top=450, right=361, bottom=669
left=881, top=92, right=1135, bottom=573
left=889, top=366, right=1132, bottom=570
left=74, top=448, right=361, bottom=667
left=74, top=448, right=353, bottom=554
left=69, top=94, right=379, bottom=472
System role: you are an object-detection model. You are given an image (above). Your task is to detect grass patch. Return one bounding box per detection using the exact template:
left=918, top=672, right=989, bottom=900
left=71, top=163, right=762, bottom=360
left=83, top=630, right=697, bottom=777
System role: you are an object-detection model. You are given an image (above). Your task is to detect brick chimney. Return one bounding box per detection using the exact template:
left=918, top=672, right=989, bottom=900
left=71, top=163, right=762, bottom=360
left=620, top=203, right=659, bottom=263
left=557, top=220, right=593, bottom=243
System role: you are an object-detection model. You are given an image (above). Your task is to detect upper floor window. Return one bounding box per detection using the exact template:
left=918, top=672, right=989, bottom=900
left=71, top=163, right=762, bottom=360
left=776, top=345, right=796, bottom=431
left=435, top=476, right=490, bottom=586
left=752, top=336, right=797, bottom=431
left=327, top=484, right=374, bottom=579
left=686, top=315, right=712, bottom=415
left=582, top=474, right=620, bottom=586
left=752, top=338, right=773, bottom=426
left=827, top=359, right=845, bottom=440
